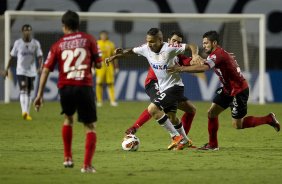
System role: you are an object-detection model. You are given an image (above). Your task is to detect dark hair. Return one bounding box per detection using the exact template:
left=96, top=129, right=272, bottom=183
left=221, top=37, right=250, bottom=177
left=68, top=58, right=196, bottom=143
left=62, top=10, right=79, bottom=31
left=147, top=28, right=161, bottom=36
left=100, top=30, right=108, bottom=35
left=169, top=31, right=183, bottom=39
left=203, top=31, right=219, bottom=43
left=22, top=24, right=32, bottom=31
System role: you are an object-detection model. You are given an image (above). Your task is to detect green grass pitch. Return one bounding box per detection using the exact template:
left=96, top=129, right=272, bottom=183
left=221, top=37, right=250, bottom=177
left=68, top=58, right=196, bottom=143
left=0, top=101, right=281, bottom=184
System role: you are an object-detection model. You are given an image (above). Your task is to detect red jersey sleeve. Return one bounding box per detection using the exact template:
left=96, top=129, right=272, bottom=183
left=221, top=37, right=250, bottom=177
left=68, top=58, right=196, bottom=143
left=89, top=36, right=102, bottom=65
left=44, top=43, right=58, bottom=71
left=177, top=54, right=192, bottom=66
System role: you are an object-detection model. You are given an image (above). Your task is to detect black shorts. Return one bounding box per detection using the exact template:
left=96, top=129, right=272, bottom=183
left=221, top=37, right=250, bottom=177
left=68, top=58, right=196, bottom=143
left=152, top=85, right=187, bottom=112
left=17, top=75, right=35, bottom=91
left=145, top=80, right=160, bottom=102
left=213, top=87, right=249, bottom=119
left=59, top=85, right=97, bottom=123
left=145, top=80, right=177, bottom=113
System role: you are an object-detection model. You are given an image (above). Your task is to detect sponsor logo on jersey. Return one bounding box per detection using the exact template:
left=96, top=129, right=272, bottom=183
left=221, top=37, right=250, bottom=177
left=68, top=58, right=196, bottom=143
left=151, top=63, right=167, bottom=70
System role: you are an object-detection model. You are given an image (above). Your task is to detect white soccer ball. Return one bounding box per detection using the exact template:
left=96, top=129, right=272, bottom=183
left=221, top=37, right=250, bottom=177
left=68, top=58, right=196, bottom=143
left=121, top=134, right=140, bottom=151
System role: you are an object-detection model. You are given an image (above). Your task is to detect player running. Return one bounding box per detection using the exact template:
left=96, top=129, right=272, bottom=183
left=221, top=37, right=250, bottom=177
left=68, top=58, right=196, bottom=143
left=106, top=28, right=202, bottom=150
left=168, top=30, right=280, bottom=150
left=125, top=31, right=197, bottom=150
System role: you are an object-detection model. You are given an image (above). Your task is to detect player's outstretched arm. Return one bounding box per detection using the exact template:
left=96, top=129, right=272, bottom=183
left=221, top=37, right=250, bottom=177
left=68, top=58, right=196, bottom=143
left=33, top=67, right=50, bottom=112
left=105, top=48, right=134, bottom=66
left=167, top=63, right=209, bottom=74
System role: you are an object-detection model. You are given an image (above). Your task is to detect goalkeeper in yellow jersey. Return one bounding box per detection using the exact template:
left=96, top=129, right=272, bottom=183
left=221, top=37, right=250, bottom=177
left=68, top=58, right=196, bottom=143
left=95, top=30, right=119, bottom=107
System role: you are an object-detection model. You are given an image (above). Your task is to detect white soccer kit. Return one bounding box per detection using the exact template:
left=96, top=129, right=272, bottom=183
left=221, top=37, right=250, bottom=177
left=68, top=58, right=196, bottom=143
left=133, top=42, right=186, bottom=92
left=10, top=38, right=43, bottom=77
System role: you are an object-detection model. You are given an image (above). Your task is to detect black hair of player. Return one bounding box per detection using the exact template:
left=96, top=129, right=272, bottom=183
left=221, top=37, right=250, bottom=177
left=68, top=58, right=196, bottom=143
left=169, top=31, right=183, bottom=39
left=100, top=30, right=109, bottom=35
left=203, top=31, right=220, bottom=43
left=147, top=28, right=161, bottom=36
left=62, top=10, right=80, bottom=31
left=22, top=24, right=32, bottom=31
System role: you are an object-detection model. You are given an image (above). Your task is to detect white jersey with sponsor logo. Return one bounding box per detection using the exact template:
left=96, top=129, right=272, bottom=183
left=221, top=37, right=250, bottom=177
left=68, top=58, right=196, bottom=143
left=133, top=42, right=186, bottom=92
left=10, top=38, right=43, bottom=77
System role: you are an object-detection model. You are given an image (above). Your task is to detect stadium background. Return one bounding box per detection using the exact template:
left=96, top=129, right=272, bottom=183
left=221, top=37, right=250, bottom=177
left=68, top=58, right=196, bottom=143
left=0, top=0, right=282, bottom=102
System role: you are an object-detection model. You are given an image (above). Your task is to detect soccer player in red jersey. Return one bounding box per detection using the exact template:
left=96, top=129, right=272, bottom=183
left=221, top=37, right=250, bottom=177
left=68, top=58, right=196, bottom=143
left=125, top=31, right=196, bottom=150
left=168, top=30, right=280, bottom=150
left=33, top=10, right=102, bottom=173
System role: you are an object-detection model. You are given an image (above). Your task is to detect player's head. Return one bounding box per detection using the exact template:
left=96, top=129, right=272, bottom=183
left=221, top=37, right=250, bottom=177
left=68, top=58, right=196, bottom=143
left=146, top=28, right=163, bottom=53
left=99, top=30, right=109, bottom=41
left=21, top=24, right=32, bottom=41
left=202, top=31, right=219, bottom=54
left=168, top=31, right=183, bottom=45
left=62, top=10, right=79, bottom=33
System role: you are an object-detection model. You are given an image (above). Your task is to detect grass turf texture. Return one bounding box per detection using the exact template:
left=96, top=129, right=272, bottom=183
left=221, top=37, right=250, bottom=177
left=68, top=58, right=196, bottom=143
left=0, top=101, right=281, bottom=184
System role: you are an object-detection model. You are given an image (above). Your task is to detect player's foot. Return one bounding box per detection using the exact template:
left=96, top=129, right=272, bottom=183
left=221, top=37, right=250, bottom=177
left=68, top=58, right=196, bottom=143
left=22, top=112, right=32, bottom=121
left=168, top=135, right=183, bottom=150
left=198, top=143, right=219, bottom=151
left=96, top=102, right=102, bottom=107
left=174, top=139, right=195, bottom=150
left=110, top=101, right=118, bottom=107
left=269, top=113, right=280, bottom=132
left=81, top=165, right=96, bottom=173
left=125, top=127, right=137, bottom=135
left=63, top=157, right=74, bottom=168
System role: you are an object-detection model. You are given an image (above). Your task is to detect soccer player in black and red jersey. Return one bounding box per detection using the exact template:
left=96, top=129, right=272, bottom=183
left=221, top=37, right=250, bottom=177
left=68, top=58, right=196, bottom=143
left=33, top=10, right=102, bottom=173
left=125, top=31, right=196, bottom=150
left=168, top=30, right=280, bottom=150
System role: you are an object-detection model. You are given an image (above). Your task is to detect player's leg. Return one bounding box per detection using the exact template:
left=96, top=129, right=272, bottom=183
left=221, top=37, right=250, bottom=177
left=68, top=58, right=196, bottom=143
left=125, top=109, right=151, bottom=134
left=62, top=115, right=74, bottom=168
left=77, top=86, right=97, bottom=173
left=125, top=80, right=158, bottom=134
left=17, top=75, right=29, bottom=120
left=231, top=88, right=280, bottom=132
left=199, top=88, right=230, bottom=150
left=59, top=86, right=76, bottom=168
left=105, top=65, right=118, bottom=106
left=148, top=102, right=182, bottom=150
left=177, top=100, right=196, bottom=134
left=25, top=77, right=35, bottom=120
left=95, top=68, right=105, bottom=107
left=166, top=108, right=192, bottom=150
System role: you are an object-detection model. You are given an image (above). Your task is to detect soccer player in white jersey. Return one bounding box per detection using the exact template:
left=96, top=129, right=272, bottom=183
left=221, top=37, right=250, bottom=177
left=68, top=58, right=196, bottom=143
left=106, top=28, right=201, bottom=150
left=3, top=24, right=43, bottom=120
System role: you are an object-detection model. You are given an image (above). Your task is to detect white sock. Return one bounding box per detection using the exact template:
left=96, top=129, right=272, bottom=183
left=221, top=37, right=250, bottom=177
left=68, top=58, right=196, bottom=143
left=157, top=114, right=179, bottom=137
left=20, top=90, right=27, bottom=114
left=27, top=95, right=32, bottom=114
left=175, top=122, right=190, bottom=143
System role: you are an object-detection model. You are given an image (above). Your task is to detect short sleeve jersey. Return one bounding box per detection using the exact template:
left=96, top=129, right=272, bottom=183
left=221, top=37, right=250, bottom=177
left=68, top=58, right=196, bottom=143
left=10, top=38, right=43, bottom=77
left=44, top=32, right=102, bottom=88
left=133, top=42, right=186, bottom=92
left=144, top=54, right=192, bottom=86
left=205, top=47, right=248, bottom=96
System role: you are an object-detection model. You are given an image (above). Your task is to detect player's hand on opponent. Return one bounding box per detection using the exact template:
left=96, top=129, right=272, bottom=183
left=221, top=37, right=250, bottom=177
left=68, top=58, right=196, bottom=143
left=167, top=65, right=183, bottom=74
left=33, top=96, right=43, bottom=112
left=191, top=55, right=205, bottom=65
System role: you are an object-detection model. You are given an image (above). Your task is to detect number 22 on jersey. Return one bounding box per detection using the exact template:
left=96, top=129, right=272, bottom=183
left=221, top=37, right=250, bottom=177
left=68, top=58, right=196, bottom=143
left=62, top=48, right=87, bottom=79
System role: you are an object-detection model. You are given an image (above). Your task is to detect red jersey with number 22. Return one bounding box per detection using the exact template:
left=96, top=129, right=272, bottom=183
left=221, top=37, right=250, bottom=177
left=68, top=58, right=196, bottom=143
left=144, top=54, right=192, bottom=86
left=44, top=32, right=102, bottom=88
left=205, top=47, right=248, bottom=96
